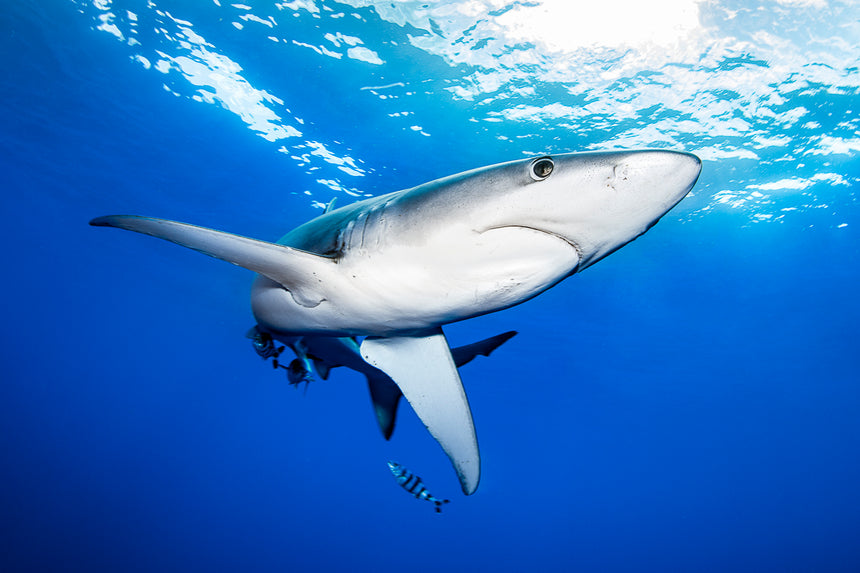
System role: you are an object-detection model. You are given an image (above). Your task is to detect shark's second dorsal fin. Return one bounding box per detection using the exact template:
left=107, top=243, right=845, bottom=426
left=361, top=328, right=480, bottom=495
left=90, top=215, right=335, bottom=307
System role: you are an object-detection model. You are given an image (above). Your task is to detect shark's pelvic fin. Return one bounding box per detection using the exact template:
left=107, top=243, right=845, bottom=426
left=90, top=215, right=335, bottom=308
left=360, top=329, right=480, bottom=495
left=312, top=358, right=332, bottom=380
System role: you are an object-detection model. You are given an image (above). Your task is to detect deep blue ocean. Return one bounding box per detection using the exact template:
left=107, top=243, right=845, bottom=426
left=2, top=1, right=859, bottom=571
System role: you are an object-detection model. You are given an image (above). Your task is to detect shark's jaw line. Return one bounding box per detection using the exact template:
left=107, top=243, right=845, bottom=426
left=90, top=148, right=702, bottom=496
left=481, top=224, right=584, bottom=270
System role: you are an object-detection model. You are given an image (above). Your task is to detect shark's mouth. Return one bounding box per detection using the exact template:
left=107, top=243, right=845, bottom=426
left=510, top=225, right=583, bottom=264
left=482, top=224, right=583, bottom=274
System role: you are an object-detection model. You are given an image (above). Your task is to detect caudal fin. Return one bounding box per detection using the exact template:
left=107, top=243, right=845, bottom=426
left=366, top=373, right=403, bottom=440
left=362, top=329, right=480, bottom=495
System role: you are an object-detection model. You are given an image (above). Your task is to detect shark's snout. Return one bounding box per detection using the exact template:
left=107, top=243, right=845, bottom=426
left=645, top=150, right=701, bottom=201
left=610, top=150, right=701, bottom=215
left=670, top=151, right=702, bottom=194
left=544, top=150, right=701, bottom=271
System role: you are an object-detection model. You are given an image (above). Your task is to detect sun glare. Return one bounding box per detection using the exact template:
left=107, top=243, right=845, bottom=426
left=494, top=0, right=702, bottom=52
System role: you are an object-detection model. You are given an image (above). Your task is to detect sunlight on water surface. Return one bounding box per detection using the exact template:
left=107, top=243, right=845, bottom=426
left=73, top=0, right=859, bottom=226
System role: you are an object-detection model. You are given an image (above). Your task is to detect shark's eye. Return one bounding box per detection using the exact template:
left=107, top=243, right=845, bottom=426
left=530, top=157, right=554, bottom=181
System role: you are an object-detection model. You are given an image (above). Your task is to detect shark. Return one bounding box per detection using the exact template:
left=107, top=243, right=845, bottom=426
left=91, top=149, right=702, bottom=495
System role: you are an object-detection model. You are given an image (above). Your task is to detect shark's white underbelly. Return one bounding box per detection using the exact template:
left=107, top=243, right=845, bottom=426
left=252, top=225, right=580, bottom=337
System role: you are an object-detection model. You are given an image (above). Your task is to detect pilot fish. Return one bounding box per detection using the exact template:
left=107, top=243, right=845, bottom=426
left=387, top=461, right=450, bottom=513
left=246, top=326, right=283, bottom=361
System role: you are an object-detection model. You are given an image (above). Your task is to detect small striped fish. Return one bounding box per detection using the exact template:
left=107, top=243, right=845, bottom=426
left=246, top=327, right=283, bottom=361
left=387, top=461, right=450, bottom=513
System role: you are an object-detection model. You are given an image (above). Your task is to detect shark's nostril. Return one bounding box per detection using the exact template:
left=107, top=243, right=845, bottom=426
left=606, top=163, right=630, bottom=190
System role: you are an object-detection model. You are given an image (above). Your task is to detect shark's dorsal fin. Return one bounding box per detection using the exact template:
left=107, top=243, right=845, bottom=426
left=90, top=215, right=335, bottom=307
left=360, top=328, right=480, bottom=495
left=323, top=197, right=338, bottom=214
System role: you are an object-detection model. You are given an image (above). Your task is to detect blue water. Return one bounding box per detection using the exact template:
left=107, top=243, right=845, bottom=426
left=2, top=1, right=859, bottom=571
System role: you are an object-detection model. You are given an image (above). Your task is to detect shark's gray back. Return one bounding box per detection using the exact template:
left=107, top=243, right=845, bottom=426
left=275, top=159, right=527, bottom=259
left=275, top=192, right=395, bottom=257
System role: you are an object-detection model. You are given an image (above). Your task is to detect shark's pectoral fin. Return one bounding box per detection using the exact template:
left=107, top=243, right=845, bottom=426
left=360, top=328, right=480, bottom=495
left=365, top=373, right=402, bottom=440
left=451, top=331, right=518, bottom=368
left=90, top=215, right=334, bottom=307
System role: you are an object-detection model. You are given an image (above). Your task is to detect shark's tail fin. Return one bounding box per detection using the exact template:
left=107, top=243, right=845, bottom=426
left=366, top=372, right=402, bottom=440
left=364, top=330, right=480, bottom=495
left=365, top=330, right=518, bottom=441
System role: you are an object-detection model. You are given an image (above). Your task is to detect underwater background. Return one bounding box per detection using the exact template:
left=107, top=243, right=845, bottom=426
left=2, top=0, right=859, bottom=571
